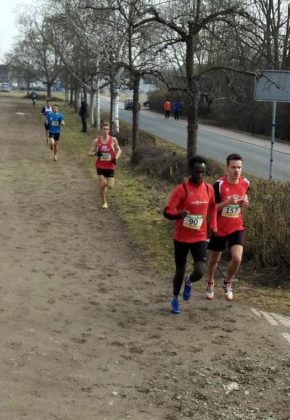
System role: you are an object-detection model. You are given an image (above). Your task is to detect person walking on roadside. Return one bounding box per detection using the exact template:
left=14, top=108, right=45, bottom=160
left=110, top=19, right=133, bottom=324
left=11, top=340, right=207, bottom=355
left=164, top=156, right=217, bottom=314
left=46, top=104, right=65, bottom=161
left=79, top=99, right=88, bottom=133
left=173, top=100, right=181, bottom=120
left=163, top=99, right=172, bottom=119
left=40, top=100, right=52, bottom=143
left=31, top=91, right=37, bottom=107
left=206, top=153, right=250, bottom=302
left=88, top=121, right=121, bottom=209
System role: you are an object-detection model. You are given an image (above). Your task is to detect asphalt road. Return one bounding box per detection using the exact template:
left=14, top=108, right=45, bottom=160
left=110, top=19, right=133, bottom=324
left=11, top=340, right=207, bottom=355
left=101, top=97, right=290, bottom=181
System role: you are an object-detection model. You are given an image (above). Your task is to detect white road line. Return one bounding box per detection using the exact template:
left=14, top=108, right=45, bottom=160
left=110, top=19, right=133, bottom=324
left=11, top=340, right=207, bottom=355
left=260, top=311, right=279, bottom=326
left=270, top=313, right=290, bottom=327
left=282, top=333, right=290, bottom=344
left=251, top=308, right=261, bottom=317
left=251, top=309, right=290, bottom=344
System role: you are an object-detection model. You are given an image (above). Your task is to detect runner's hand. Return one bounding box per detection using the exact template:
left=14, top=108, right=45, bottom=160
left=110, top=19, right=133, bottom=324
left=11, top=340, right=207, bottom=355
left=95, top=151, right=103, bottom=157
left=239, top=197, right=249, bottom=207
left=111, top=158, right=117, bottom=165
left=180, top=210, right=189, bottom=219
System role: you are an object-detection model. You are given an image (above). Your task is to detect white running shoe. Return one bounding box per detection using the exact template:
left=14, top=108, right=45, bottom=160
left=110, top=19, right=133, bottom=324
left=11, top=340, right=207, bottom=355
left=223, top=283, right=233, bottom=301
left=206, top=284, right=215, bottom=300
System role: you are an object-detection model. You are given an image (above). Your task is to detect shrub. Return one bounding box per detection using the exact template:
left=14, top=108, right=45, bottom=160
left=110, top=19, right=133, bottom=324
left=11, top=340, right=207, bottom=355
left=120, top=127, right=290, bottom=283
left=244, top=178, right=290, bottom=274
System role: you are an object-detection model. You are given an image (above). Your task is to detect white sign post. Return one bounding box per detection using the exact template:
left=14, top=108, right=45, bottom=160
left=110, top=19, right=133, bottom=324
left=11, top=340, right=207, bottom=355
left=255, top=70, right=290, bottom=179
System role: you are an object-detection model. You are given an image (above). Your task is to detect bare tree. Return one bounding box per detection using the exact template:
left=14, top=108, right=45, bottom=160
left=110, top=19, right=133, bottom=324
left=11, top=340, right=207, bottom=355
left=136, top=0, right=254, bottom=159
left=5, top=41, right=39, bottom=94
left=80, top=0, right=170, bottom=155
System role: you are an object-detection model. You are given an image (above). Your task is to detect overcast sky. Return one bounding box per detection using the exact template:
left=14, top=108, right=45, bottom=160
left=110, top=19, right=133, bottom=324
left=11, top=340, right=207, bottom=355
left=0, top=0, right=32, bottom=63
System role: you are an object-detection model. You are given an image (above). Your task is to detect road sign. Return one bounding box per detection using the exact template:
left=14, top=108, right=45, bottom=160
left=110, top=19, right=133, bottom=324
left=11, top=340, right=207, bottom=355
left=255, top=70, right=290, bottom=102
left=254, top=70, right=290, bottom=178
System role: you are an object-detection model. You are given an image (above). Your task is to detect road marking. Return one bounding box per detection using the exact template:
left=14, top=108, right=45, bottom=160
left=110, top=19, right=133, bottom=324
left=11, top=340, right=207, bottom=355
left=251, top=308, right=290, bottom=344
left=251, top=308, right=261, bottom=317
left=282, top=333, right=290, bottom=344
left=271, top=313, right=290, bottom=327
left=260, top=311, right=279, bottom=326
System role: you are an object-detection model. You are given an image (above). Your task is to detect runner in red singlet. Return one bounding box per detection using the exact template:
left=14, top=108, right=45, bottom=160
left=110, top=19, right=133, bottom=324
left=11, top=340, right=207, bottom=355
left=164, top=156, right=217, bottom=314
left=88, top=121, right=121, bottom=209
left=206, top=153, right=250, bottom=301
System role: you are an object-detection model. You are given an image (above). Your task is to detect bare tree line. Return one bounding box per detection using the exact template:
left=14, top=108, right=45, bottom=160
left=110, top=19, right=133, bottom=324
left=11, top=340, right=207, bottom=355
left=5, top=0, right=290, bottom=158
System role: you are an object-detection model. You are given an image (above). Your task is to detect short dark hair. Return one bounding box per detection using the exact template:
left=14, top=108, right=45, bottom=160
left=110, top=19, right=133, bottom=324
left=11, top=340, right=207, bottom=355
left=188, top=155, right=207, bottom=169
left=226, top=153, right=243, bottom=165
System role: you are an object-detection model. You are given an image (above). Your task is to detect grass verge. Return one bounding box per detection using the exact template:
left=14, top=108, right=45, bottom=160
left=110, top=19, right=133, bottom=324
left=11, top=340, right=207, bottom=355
left=34, top=99, right=290, bottom=316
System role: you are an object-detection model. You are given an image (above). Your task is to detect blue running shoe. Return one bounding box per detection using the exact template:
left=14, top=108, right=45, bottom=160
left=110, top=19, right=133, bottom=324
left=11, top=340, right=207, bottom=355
left=171, top=297, right=181, bottom=314
left=183, top=277, right=192, bottom=301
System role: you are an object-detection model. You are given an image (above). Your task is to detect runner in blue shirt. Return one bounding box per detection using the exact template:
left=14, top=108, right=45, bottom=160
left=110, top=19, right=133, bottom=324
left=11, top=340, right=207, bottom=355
left=46, top=104, right=65, bottom=161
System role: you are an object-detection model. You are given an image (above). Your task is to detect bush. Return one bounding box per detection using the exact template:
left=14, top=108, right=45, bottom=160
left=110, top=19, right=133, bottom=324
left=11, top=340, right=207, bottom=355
left=120, top=127, right=290, bottom=283
left=244, top=178, right=290, bottom=274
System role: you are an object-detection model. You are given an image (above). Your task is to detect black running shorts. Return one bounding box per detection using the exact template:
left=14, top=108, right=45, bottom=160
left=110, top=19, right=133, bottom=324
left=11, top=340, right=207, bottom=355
left=208, top=230, right=244, bottom=252
left=97, top=168, right=115, bottom=178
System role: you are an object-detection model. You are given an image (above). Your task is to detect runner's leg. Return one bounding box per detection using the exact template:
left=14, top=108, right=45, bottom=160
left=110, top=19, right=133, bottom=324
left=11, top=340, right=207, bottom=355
left=98, top=175, right=108, bottom=205
left=207, top=250, right=222, bottom=287
left=224, top=244, right=243, bottom=285
left=173, top=241, right=189, bottom=297
left=106, top=177, right=115, bottom=191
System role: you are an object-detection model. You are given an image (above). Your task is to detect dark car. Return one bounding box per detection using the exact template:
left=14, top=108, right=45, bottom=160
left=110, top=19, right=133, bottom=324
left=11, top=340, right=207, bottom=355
left=143, top=100, right=150, bottom=108
left=124, top=98, right=141, bottom=110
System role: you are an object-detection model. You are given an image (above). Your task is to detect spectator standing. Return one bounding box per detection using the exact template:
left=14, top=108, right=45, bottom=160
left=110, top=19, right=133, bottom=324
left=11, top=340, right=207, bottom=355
left=163, top=99, right=172, bottom=119
left=79, top=99, right=88, bottom=133
left=173, top=100, right=182, bottom=120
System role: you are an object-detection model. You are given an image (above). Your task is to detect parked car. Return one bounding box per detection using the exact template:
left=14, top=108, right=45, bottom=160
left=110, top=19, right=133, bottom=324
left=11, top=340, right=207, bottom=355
left=124, top=98, right=141, bottom=110
left=0, top=83, right=10, bottom=92
left=143, top=100, right=150, bottom=108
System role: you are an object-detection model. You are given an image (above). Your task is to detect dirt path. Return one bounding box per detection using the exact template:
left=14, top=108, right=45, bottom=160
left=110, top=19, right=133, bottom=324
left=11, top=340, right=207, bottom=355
left=0, top=97, right=289, bottom=420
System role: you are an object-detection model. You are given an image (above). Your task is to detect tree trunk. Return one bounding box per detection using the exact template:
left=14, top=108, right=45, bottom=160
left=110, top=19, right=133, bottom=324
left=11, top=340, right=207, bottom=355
left=131, top=73, right=140, bottom=155
left=69, top=88, right=74, bottom=105
left=112, top=87, right=120, bottom=135
left=185, top=26, right=199, bottom=159
left=94, top=88, right=101, bottom=129
left=47, top=83, right=52, bottom=99
left=187, top=83, right=199, bottom=160
left=109, top=81, right=114, bottom=133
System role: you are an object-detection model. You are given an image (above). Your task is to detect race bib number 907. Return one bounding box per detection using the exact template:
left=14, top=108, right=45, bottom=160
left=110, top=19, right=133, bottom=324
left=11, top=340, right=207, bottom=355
left=183, top=214, right=203, bottom=230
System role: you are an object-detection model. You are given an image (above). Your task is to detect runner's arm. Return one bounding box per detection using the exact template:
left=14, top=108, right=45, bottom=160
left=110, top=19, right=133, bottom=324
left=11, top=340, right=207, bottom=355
left=113, top=137, right=122, bottom=160
left=88, top=139, right=97, bottom=156
left=239, top=193, right=249, bottom=207
left=164, top=186, right=188, bottom=220
left=207, top=186, right=217, bottom=233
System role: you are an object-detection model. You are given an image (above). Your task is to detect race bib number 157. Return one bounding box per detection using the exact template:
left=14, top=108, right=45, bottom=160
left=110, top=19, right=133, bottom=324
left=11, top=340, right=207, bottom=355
left=222, top=205, right=241, bottom=218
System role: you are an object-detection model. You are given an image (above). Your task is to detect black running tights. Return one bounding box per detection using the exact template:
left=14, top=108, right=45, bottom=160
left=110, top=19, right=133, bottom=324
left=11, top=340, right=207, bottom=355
left=173, top=240, right=207, bottom=296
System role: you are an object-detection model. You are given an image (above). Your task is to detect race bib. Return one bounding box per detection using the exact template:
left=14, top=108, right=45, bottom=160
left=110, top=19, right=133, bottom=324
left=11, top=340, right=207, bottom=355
left=100, top=152, right=111, bottom=161
left=222, top=205, right=241, bottom=218
left=52, top=120, right=59, bottom=126
left=183, top=214, right=203, bottom=230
